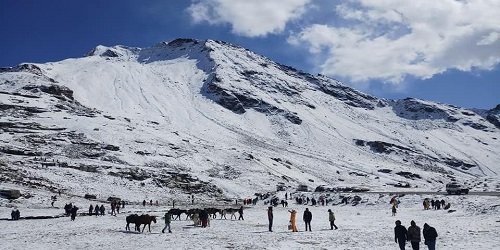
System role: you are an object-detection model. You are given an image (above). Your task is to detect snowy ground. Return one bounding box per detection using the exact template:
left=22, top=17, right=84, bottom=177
left=1, top=194, right=499, bottom=250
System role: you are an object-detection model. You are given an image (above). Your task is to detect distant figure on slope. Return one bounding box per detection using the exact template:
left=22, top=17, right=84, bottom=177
left=303, top=208, right=312, bottom=231
left=89, top=204, right=93, bottom=216
left=328, top=209, right=338, bottom=230
left=162, top=212, right=172, bottom=233
left=238, top=206, right=244, bottom=220
left=111, top=201, right=116, bottom=216
left=150, top=200, right=153, bottom=206
left=100, top=204, right=105, bottom=216
left=11, top=209, right=16, bottom=220
left=423, top=223, right=438, bottom=250
left=440, top=199, right=445, bottom=207
left=121, top=200, right=125, bottom=209
left=116, top=202, right=120, bottom=214
left=70, top=206, right=79, bottom=221
left=142, top=200, right=146, bottom=207
left=407, top=220, right=421, bottom=250
left=285, top=192, right=288, bottom=200
left=94, top=204, right=99, bottom=216
left=288, top=209, right=298, bottom=232
left=267, top=206, right=273, bottom=232
left=394, top=220, right=407, bottom=250
left=392, top=204, right=397, bottom=216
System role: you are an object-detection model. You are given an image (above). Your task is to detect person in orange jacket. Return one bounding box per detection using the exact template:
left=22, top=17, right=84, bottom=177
left=288, top=209, right=298, bottom=232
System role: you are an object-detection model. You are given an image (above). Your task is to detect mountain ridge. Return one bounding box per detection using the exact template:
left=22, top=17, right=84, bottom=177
left=0, top=38, right=499, bottom=202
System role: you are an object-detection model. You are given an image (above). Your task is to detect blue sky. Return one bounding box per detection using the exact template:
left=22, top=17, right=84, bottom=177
left=1, top=0, right=498, bottom=109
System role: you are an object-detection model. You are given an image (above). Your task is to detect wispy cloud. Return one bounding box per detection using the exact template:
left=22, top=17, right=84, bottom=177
left=187, top=0, right=312, bottom=37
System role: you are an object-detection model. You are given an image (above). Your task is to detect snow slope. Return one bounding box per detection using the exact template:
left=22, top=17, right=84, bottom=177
left=0, top=38, right=499, bottom=203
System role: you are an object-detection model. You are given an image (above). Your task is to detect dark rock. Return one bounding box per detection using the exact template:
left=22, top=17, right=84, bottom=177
left=0, top=189, right=21, bottom=199
left=84, top=194, right=97, bottom=200
left=378, top=169, right=392, bottom=173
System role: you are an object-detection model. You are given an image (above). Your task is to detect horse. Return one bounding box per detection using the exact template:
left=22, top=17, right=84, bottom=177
left=125, top=214, right=140, bottom=231
left=185, top=208, right=201, bottom=220
left=205, top=208, right=220, bottom=219
left=222, top=208, right=238, bottom=220
left=168, top=208, right=186, bottom=221
left=135, top=214, right=157, bottom=232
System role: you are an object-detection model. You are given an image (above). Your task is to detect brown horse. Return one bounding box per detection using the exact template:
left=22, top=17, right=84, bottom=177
left=125, top=214, right=140, bottom=231
left=135, top=214, right=157, bottom=232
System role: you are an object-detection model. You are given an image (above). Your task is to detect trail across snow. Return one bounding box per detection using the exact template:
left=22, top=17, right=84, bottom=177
left=1, top=194, right=499, bottom=250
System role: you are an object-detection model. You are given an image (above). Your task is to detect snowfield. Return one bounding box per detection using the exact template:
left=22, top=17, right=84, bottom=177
left=0, top=38, right=499, bottom=249
left=1, top=193, right=499, bottom=250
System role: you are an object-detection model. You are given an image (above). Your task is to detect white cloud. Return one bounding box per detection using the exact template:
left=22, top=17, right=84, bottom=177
left=187, top=0, right=312, bottom=37
left=289, top=0, right=500, bottom=83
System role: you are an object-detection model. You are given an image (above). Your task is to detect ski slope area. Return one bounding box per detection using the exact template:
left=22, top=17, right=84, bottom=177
left=0, top=38, right=499, bottom=204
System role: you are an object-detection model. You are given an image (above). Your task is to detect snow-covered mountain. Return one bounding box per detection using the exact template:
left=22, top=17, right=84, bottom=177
left=1, top=38, right=499, bottom=202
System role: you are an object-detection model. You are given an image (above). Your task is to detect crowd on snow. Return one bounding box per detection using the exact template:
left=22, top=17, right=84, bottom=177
left=8, top=191, right=447, bottom=249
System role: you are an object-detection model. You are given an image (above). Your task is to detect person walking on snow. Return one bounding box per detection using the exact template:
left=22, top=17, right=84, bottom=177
left=303, top=208, right=312, bottom=231
left=288, top=209, right=298, bottom=232
left=328, top=209, right=338, bottom=230
left=407, top=220, right=421, bottom=250
left=267, top=206, right=273, bottom=232
left=162, top=212, right=172, bottom=233
left=394, top=220, right=407, bottom=250
left=88, top=204, right=93, bottom=216
left=423, top=223, right=438, bottom=250
left=94, top=204, right=99, bottom=216
left=238, top=206, right=244, bottom=220
left=392, top=204, right=397, bottom=216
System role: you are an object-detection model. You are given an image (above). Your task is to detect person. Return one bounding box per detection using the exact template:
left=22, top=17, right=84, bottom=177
left=238, top=206, right=244, bottom=220
left=116, top=203, right=120, bottom=214
left=392, top=204, right=397, bottom=216
left=121, top=200, right=125, bottom=209
left=11, top=209, right=15, bottom=220
left=288, top=209, right=298, bottom=232
left=423, top=223, right=438, bottom=250
left=94, top=204, right=99, bottom=216
left=200, top=209, right=209, bottom=228
left=70, top=206, right=79, bottom=221
left=303, top=208, right=312, bottom=231
left=267, top=207, right=273, bottom=232
left=89, top=204, right=94, bottom=216
left=142, top=200, right=146, bottom=207
left=100, top=204, right=105, bottom=216
left=285, top=192, right=288, bottom=200
left=328, top=209, right=338, bottom=230
left=191, top=195, right=194, bottom=205
left=394, top=220, right=407, bottom=250
left=407, top=220, right=421, bottom=250
left=111, top=201, right=116, bottom=216
left=440, top=199, right=445, bottom=207
left=150, top=200, right=153, bottom=206
left=162, top=212, right=172, bottom=233
left=14, top=209, right=20, bottom=220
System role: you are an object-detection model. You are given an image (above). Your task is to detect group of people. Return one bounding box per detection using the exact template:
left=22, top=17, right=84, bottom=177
left=395, top=220, right=438, bottom=250
left=423, top=199, right=450, bottom=210
left=142, top=199, right=158, bottom=207
left=63, top=203, right=79, bottom=221
left=266, top=207, right=338, bottom=232
left=88, top=204, right=106, bottom=216
left=10, top=209, right=20, bottom=220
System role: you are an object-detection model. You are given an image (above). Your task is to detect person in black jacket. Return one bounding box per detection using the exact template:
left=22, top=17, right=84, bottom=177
left=267, top=206, right=273, bottom=232
left=238, top=206, right=244, bottom=220
left=407, top=220, right=421, bottom=250
left=423, top=223, right=438, bottom=250
left=303, top=208, right=312, bottom=231
left=394, top=220, right=407, bottom=250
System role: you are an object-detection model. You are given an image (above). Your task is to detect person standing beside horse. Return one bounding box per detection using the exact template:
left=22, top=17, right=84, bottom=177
left=238, top=206, right=244, bottom=220
left=162, top=212, right=172, bottom=233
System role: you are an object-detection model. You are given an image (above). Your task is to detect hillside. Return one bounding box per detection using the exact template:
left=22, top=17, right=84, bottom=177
left=1, top=38, right=499, bottom=203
